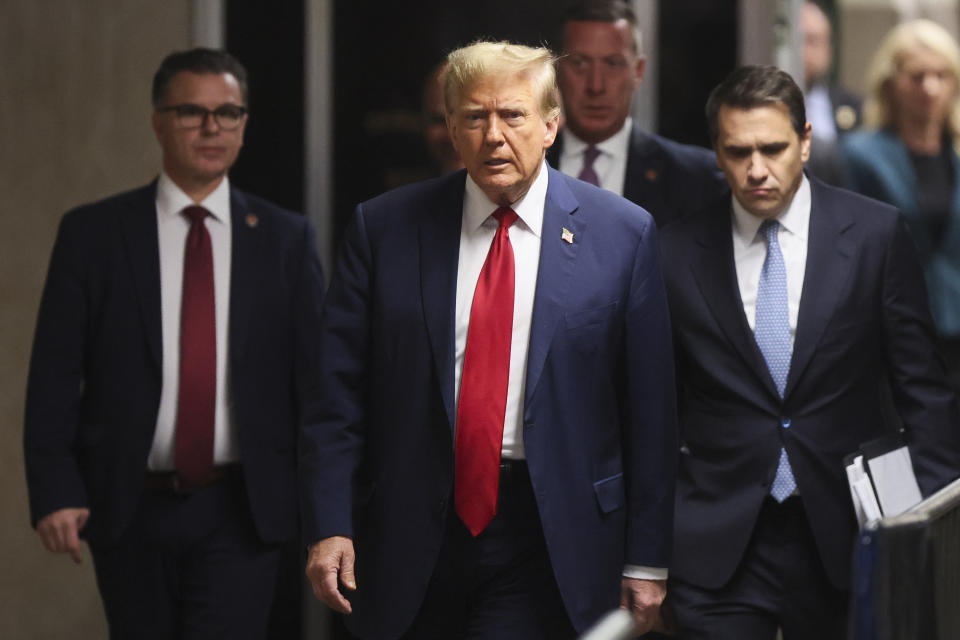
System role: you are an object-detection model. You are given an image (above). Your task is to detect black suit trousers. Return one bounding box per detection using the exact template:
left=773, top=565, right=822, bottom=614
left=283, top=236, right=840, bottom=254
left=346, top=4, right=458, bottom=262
left=662, top=497, right=847, bottom=640
left=400, top=462, right=576, bottom=640
left=91, top=470, right=282, bottom=640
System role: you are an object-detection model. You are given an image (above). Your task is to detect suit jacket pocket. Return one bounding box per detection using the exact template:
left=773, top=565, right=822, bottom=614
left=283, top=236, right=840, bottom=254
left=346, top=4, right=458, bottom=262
left=593, top=472, right=625, bottom=514
left=564, top=301, right=618, bottom=330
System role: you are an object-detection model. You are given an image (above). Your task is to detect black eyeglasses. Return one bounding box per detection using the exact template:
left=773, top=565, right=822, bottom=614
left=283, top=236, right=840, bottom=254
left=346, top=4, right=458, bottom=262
left=156, top=103, right=248, bottom=130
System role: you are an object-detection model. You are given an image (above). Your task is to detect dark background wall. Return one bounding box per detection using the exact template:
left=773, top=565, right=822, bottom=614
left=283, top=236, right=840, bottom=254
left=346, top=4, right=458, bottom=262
left=227, top=1, right=306, bottom=214
left=659, top=1, right=737, bottom=145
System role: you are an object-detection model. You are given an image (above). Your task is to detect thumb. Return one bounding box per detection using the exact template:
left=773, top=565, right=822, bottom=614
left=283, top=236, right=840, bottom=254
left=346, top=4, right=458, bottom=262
left=340, top=546, right=357, bottom=591
left=66, top=525, right=83, bottom=565
left=76, top=509, right=90, bottom=531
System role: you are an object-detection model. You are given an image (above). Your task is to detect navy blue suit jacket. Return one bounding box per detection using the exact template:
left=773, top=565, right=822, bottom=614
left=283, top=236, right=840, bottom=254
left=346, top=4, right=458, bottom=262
left=547, top=122, right=726, bottom=228
left=300, top=167, right=678, bottom=638
left=24, top=181, right=325, bottom=547
left=660, top=176, right=960, bottom=590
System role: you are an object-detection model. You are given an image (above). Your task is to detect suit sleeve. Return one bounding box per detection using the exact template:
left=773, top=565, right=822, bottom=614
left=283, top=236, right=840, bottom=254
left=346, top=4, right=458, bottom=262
left=622, top=220, right=679, bottom=567
left=23, top=212, right=90, bottom=526
left=292, top=214, right=326, bottom=484
left=881, top=215, right=960, bottom=494
left=299, top=205, right=371, bottom=543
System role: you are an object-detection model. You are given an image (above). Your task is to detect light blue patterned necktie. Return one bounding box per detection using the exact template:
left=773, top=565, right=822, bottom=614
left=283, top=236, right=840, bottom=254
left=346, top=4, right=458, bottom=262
left=755, top=219, right=796, bottom=502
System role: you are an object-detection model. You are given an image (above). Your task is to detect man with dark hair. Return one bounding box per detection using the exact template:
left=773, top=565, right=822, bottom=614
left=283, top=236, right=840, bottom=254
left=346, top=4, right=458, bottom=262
left=152, top=47, right=249, bottom=106
left=24, top=47, right=325, bottom=638
left=658, top=64, right=960, bottom=638
left=800, top=1, right=861, bottom=187
left=421, top=60, right=464, bottom=175
left=549, top=0, right=725, bottom=227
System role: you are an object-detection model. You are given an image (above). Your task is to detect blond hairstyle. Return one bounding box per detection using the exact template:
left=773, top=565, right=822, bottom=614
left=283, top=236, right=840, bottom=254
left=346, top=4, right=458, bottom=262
left=443, top=41, right=562, bottom=122
left=864, top=19, right=960, bottom=148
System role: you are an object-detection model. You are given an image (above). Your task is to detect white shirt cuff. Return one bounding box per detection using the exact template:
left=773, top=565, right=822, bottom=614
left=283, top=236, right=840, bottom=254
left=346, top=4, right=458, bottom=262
left=622, top=565, right=668, bottom=580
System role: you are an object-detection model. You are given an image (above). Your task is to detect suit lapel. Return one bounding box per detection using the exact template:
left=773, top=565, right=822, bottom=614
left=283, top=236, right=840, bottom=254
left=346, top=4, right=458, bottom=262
left=420, top=172, right=467, bottom=430
left=688, top=198, right=779, bottom=397
left=120, top=182, right=163, bottom=370
left=228, top=187, right=265, bottom=366
left=785, top=178, right=855, bottom=397
left=524, top=169, right=583, bottom=407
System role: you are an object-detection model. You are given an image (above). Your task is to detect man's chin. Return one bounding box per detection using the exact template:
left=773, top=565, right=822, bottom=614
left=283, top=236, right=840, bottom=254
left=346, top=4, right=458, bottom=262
left=191, top=164, right=229, bottom=182
left=475, top=177, right=525, bottom=206
left=743, top=203, right=784, bottom=219
left=567, top=118, right=618, bottom=144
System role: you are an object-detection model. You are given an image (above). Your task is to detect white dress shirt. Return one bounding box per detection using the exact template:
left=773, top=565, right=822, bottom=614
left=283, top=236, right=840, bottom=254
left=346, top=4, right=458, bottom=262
left=455, top=162, right=547, bottom=460
left=148, top=172, right=238, bottom=471
left=732, top=175, right=811, bottom=343
left=558, top=117, right=633, bottom=196
left=454, top=160, right=666, bottom=580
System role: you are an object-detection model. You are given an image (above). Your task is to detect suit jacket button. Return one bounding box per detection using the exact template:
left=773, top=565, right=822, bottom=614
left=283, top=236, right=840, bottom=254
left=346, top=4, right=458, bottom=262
left=781, top=417, right=791, bottom=428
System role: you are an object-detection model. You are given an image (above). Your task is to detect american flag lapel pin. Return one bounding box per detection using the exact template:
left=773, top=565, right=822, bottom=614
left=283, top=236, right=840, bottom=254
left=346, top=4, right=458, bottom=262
left=561, top=227, right=574, bottom=244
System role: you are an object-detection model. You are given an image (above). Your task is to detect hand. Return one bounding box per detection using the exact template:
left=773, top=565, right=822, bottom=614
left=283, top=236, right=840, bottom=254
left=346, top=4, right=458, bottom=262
left=36, top=508, right=90, bottom=564
left=619, top=577, right=668, bottom=635
left=305, top=536, right=357, bottom=614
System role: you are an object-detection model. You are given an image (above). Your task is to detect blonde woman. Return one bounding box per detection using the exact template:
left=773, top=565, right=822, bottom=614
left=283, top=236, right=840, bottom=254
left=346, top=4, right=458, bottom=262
left=843, top=21, right=960, bottom=373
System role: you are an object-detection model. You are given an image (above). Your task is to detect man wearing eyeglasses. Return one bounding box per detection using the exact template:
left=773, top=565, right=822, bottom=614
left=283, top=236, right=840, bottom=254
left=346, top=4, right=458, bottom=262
left=23, top=48, right=325, bottom=638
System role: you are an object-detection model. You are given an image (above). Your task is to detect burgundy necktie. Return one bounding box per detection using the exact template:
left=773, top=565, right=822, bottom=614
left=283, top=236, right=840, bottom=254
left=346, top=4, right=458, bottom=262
left=175, top=205, right=216, bottom=485
left=455, top=207, right=518, bottom=536
left=578, top=145, right=601, bottom=186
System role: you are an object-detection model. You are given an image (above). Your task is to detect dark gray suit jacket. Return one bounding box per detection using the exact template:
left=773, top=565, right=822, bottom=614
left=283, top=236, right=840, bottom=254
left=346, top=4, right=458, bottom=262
left=547, top=122, right=726, bottom=228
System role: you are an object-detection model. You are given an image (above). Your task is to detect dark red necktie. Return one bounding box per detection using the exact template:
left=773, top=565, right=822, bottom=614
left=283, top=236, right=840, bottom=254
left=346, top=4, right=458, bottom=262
left=578, top=145, right=601, bottom=186
left=175, top=205, right=216, bottom=485
left=455, top=207, right=518, bottom=536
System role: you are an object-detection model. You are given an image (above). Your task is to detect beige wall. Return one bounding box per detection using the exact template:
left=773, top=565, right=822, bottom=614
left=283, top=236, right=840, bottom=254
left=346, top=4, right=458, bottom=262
left=1, top=2, right=189, bottom=637
left=837, top=0, right=960, bottom=95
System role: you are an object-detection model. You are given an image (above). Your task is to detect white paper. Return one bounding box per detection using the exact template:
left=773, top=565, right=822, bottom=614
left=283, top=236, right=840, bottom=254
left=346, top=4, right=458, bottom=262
left=845, top=456, right=869, bottom=527
left=866, top=446, right=922, bottom=517
left=846, top=455, right=882, bottom=526
left=853, top=477, right=883, bottom=523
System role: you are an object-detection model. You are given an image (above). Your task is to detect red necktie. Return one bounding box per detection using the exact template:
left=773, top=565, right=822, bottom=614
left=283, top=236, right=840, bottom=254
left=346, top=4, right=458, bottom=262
left=455, top=207, right=518, bottom=536
left=175, top=205, right=216, bottom=485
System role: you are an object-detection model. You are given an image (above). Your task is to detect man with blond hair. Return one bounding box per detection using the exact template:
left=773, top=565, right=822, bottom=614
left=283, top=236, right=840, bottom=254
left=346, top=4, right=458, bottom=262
left=301, top=40, right=677, bottom=639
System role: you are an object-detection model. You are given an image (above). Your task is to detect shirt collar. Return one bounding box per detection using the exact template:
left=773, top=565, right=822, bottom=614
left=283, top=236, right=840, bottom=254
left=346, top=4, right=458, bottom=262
left=463, top=159, right=549, bottom=237
left=731, top=173, right=811, bottom=245
left=156, top=171, right=231, bottom=224
left=561, top=117, right=633, bottom=161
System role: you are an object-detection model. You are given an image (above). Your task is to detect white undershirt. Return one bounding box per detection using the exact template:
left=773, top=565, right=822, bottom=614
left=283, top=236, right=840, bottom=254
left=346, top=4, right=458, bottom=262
left=558, top=117, right=632, bottom=196
left=148, top=172, right=238, bottom=470
left=732, top=175, right=811, bottom=343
